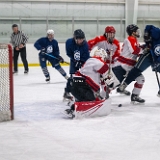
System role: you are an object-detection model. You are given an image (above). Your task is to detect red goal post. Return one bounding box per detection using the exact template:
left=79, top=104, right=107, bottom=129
left=0, top=44, right=14, bottom=121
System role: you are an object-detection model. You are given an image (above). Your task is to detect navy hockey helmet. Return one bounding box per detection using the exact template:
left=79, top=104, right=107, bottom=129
left=74, top=29, right=85, bottom=39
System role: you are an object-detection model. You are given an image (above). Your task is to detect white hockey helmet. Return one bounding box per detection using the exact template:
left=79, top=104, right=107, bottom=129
left=47, top=29, right=54, bottom=35
left=91, top=46, right=108, bottom=61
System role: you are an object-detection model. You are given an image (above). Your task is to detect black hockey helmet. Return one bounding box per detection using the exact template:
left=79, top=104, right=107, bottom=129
left=12, top=24, right=18, bottom=28
left=74, top=29, right=85, bottom=39
left=143, top=31, right=152, bottom=43
left=126, top=24, right=139, bottom=36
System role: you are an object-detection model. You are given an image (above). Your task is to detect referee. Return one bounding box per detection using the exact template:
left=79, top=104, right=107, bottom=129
left=10, top=24, right=29, bottom=74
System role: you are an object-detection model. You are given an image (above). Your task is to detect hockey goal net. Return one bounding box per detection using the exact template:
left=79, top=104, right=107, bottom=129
left=0, top=44, right=14, bottom=122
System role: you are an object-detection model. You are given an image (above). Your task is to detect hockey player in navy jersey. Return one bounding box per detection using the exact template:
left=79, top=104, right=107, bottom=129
left=63, top=29, right=90, bottom=100
left=34, top=29, right=68, bottom=82
left=118, top=25, right=160, bottom=98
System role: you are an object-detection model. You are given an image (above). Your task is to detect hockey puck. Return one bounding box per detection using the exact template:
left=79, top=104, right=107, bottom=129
left=118, top=104, right=122, bottom=107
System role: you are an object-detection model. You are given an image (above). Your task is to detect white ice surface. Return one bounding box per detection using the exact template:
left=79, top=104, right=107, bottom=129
left=1, top=66, right=160, bottom=160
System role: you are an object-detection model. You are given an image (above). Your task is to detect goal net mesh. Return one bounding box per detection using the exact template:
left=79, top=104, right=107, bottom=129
left=0, top=44, right=13, bottom=122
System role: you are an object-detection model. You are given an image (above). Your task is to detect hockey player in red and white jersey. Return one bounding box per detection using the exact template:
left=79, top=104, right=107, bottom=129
left=112, top=24, right=145, bottom=103
left=63, top=48, right=120, bottom=118
left=88, top=26, right=120, bottom=67
left=88, top=26, right=131, bottom=96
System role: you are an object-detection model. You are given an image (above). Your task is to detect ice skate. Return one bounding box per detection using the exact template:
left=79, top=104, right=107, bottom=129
left=62, top=108, right=75, bottom=119
left=116, top=87, right=130, bottom=96
left=24, top=70, right=29, bottom=74
left=63, top=91, right=73, bottom=101
left=45, top=76, right=50, bottom=83
left=131, top=94, right=145, bottom=104
left=13, top=71, right=18, bottom=75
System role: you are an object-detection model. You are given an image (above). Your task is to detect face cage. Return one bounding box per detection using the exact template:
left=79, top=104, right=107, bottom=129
left=144, top=32, right=152, bottom=42
left=47, top=34, right=54, bottom=41
left=75, top=38, right=85, bottom=45
left=106, top=32, right=115, bottom=38
left=105, top=33, right=115, bottom=43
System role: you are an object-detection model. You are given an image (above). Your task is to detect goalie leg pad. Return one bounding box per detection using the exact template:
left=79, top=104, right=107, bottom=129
left=75, top=99, right=111, bottom=119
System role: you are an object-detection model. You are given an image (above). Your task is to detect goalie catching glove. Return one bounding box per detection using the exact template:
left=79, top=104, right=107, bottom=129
left=102, top=69, right=120, bottom=89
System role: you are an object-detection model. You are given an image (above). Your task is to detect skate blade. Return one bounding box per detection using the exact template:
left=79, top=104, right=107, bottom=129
left=116, top=91, right=130, bottom=96
left=130, top=101, right=145, bottom=105
left=63, top=97, right=74, bottom=102
left=157, top=94, right=160, bottom=97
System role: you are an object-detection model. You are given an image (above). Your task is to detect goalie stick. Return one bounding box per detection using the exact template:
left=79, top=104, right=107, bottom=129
left=108, top=48, right=113, bottom=74
left=105, top=47, right=114, bottom=98
left=44, top=53, right=70, bottom=65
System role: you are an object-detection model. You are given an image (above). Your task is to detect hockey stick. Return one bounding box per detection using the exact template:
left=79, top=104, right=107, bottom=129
left=44, top=53, right=70, bottom=65
left=108, top=48, right=113, bottom=74
left=150, top=50, right=160, bottom=90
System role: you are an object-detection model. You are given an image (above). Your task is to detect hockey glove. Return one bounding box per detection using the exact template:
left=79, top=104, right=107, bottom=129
left=75, top=61, right=82, bottom=69
left=151, top=62, right=160, bottom=72
left=41, top=48, right=46, bottom=55
left=58, top=56, right=64, bottom=63
left=139, top=44, right=147, bottom=50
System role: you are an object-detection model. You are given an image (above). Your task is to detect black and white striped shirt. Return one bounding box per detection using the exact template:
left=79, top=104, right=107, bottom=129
left=10, top=31, right=28, bottom=47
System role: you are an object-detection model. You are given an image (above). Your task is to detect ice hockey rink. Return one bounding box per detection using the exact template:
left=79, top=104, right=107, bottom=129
left=1, top=65, right=160, bottom=160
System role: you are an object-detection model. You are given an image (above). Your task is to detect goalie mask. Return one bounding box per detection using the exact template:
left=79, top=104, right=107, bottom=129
left=92, top=47, right=108, bottom=62
left=47, top=29, right=54, bottom=41
left=105, top=26, right=116, bottom=44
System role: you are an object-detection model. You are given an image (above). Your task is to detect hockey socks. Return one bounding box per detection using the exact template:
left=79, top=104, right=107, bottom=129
left=55, top=64, right=67, bottom=78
